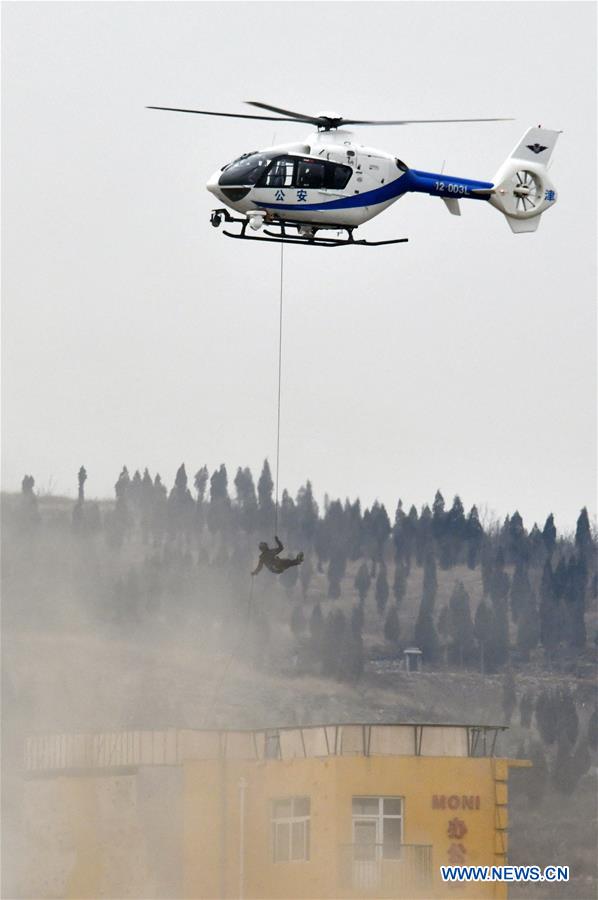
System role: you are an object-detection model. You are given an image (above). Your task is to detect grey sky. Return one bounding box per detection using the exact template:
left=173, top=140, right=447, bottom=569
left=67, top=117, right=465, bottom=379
left=2, top=1, right=596, bottom=532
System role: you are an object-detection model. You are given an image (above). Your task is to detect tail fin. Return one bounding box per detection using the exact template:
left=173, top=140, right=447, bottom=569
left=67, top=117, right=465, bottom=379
left=489, top=126, right=560, bottom=233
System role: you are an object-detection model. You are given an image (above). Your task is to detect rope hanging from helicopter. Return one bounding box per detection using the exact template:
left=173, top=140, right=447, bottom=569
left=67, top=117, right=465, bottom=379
left=201, top=245, right=285, bottom=725
left=274, top=242, right=284, bottom=535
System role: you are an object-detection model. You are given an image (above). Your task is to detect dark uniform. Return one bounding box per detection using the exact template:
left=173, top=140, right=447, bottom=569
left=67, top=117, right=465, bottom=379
left=251, top=536, right=304, bottom=576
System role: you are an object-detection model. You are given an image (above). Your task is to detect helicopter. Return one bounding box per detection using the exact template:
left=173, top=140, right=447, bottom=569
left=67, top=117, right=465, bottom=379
left=148, top=101, right=560, bottom=248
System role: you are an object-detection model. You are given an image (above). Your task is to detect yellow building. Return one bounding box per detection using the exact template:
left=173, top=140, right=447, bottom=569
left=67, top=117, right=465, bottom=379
left=23, top=723, right=528, bottom=899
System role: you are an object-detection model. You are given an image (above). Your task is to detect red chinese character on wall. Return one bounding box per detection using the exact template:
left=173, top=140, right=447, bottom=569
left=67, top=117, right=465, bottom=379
left=447, top=817, right=468, bottom=840
left=447, top=843, right=467, bottom=864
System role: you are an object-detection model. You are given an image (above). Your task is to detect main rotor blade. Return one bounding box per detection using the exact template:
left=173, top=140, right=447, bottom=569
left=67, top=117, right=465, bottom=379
left=146, top=106, right=306, bottom=123
left=341, top=117, right=514, bottom=125
left=245, top=100, right=324, bottom=126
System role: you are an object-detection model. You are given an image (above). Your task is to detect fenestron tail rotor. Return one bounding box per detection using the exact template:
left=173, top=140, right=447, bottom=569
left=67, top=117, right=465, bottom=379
left=513, top=170, right=542, bottom=212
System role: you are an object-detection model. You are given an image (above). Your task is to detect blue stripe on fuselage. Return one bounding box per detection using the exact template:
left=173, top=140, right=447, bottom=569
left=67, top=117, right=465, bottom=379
left=253, top=169, right=494, bottom=213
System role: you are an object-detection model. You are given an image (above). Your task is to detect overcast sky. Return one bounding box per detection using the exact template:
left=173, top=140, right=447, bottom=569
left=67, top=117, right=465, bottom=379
left=2, top=1, right=596, bottom=532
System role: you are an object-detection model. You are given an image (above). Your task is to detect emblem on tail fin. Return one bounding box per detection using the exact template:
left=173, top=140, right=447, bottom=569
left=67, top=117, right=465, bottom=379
left=526, top=143, right=548, bottom=154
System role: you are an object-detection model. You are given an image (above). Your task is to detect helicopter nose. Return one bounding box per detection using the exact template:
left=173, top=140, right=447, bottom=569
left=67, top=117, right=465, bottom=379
left=206, top=169, right=223, bottom=199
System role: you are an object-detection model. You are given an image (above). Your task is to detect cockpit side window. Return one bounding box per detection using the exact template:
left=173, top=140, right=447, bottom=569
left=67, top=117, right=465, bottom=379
left=219, top=152, right=272, bottom=186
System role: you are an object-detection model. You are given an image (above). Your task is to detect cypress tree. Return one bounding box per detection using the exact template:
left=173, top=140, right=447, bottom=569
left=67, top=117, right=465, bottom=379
left=327, top=552, right=346, bottom=599
left=296, top=480, right=319, bottom=546
left=474, top=599, right=493, bottom=674
left=565, top=555, right=587, bottom=649
left=257, top=459, right=275, bottom=533
left=465, top=505, right=484, bottom=569
left=491, top=597, right=510, bottom=669
left=384, top=605, right=400, bottom=645
left=208, top=464, right=231, bottom=535
left=489, top=549, right=510, bottom=607
left=194, top=466, right=209, bottom=504
left=72, top=466, right=87, bottom=532
left=415, top=505, right=432, bottom=567
left=539, top=560, right=560, bottom=656
left=234, top=467, right=258, bottom=533
left=392, top=562, right=408, bottom=606
left=440, top=495, right=465, bottom=568
left=480, top=541, right=493, bottom=597
left=169, top=463, right=195, bottom=536
left=337, top=628, right=364, bottom=683
left=516, top=593, right=540, bottom=661
left=432, top=490, right=446, bottom=541
left=506, top=511, right=528, bottom=565
left=542, top=513, right=557, bottom=557
left=422, top=550, right=438, bottom=615
left=525, top=742, right=548, bottom=807
left=345, top=498, right=363, bottom=561
left=392, top=499, right=407, bottom=565
left=553, top=556, right=568, bottom=599
left=414, top=607, right=439, bottom=663
left=77, top=466, right=87, bottom=504
left=528, top=523, right=545, bottom=565
left=447, top=581, right=475, bottom=667
left=510, top=562, right=532, bottom=623
left=575, top=507, right=593, bottom=560
left=375, top=563, right=389, bottom=616
left=552, top=735, right=581, bottom=795
left=354, top=562, right=371, bottom=604
left=351, top=603, right=364, bottom=638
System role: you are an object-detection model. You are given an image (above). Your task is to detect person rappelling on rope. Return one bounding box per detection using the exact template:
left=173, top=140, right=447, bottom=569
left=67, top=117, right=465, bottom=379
left=251, top=536, right=304, bottom=576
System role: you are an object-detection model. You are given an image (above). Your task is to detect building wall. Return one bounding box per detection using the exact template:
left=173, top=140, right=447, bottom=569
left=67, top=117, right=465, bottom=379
left=23, top=767, right=183, bottom=899
left=183, top=755, right=515, bottom=900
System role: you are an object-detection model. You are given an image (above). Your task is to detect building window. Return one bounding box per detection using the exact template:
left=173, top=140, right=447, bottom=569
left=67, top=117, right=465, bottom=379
left=264, top=730, right=280, bottom=759
left=352, top=797, right=403, bottom=860
left=272, top=796, right=310, bottom=862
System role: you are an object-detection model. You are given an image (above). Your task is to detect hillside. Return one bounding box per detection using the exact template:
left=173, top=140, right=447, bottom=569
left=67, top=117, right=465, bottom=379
left=2, top=483, right=597, bottom=898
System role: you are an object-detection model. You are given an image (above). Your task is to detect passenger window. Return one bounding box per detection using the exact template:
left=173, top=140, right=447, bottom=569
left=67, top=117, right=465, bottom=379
left=324, top=163, right=352, bottom=190
left=263, top=159, right=295, bottom=188
left=296, top=161, right=326, bottom=189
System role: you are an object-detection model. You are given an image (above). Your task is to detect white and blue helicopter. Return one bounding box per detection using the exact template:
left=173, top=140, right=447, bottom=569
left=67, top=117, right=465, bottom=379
left=148, top=101, right=560, bottom=247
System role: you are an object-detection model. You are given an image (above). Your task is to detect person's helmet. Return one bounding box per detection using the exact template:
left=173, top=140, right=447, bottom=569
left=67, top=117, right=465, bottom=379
left=259, top=542, right=268, bottom=551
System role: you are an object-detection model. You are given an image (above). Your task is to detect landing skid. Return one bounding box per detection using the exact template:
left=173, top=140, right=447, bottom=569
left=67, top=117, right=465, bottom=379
left=210, top=209, right=408, bottom=248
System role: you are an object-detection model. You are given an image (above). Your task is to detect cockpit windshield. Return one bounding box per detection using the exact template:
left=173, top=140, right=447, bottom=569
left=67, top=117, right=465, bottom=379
left=219, top=152, right=272, bottom=186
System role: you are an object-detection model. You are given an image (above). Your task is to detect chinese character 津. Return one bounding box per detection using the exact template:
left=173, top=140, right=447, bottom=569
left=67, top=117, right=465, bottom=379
left=544, top=189, right=556, bottom=202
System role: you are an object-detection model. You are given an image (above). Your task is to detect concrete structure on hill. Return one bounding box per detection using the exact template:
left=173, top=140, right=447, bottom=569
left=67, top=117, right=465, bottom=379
left=23, top=723, right=528, bottom=899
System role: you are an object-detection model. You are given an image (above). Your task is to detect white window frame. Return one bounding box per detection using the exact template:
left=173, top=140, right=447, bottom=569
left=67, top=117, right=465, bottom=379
left=352, top=796, right=404, bottom=859
left=271, top=796, right=310, bottom=863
